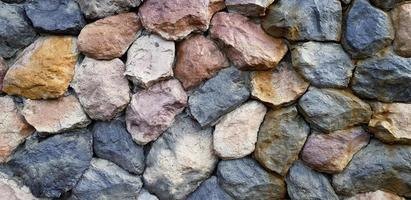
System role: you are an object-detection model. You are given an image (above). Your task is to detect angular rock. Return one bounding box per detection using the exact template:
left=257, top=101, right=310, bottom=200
left=0, top=172, right=38, bottom=200
left=143, top=114, right=218, bottom=200
left=210, top=12, right=287, bottom=70
left=0, top=58, right=7, bottom=92
left=138, top=189, right=159, bottom=200
left=298, top=88, right=372, bottom=132
left=125, top=34, right=175, bottom=88
left=301, top=127, right=370, bottom=174
left=71, top=57, right=130, bottom=121
left=214, top=101, right=267, bottom=159
left=76, top=0, right=141, bottom=19
left=174, top=34, right=229, bottom=90
left=370, top=0, right=406, bottom=10
left=291, top=42, right=355, bottom=88
left=345, top=190, right=406, bottom=200
left=77, top=12, right=141, bottom=60
left=392, top=3, right=411, bottom=57
left=286, top=160, right=339, bottom=200
left=139, top=0, right=225, bottom=40
left=226, top=0, right=274, bottom=16
left=189, top=67, right=250, bottom=127
left=93, top=120, right=145, bottom=175
left=262, top=0, right=342, bottom=41
left=333, top=139, right=411, bottom=197
left=2, top=36, right=78, bottom=99
left=217, top=158, right=286, bottom=200
left=342, top=0, right=394, bottom=58
left=126, top=79, right=187, bottom=145
left=187, top=176, right=233, bottom=200
left=8, top=130, right=93, bottom=198
left=70, top=158, right=142, bottom=200
left=254, top=105, right=310, bottom=176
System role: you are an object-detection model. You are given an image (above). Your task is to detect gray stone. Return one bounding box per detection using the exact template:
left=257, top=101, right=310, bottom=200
left=76, top=0, right=141, bottom=19
left=138, top=189, right=159, bottom=200
left=226, top=0, right=274, bottom=17
left=0, top=57, right=7, bottom=92
left=370, top=0, right=406, bottom=10
left=0, top=172, right=39, bottom=200
left=186, top=176, right=233, bottom=200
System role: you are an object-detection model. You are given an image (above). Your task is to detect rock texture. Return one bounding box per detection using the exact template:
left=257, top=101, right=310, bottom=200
left=0, top=172, right=38, bottom=200
left=186, top=176, right=233, bottom=200
left=345, top=190, right=406, bottom=200
left=225, top=0, right=274, bottom=16
left=138, top=189, right=159, bottom=200
left=76, top=0, right=141, bottom=19
left=0, top=58, right=7, bottom=92
left=370, top=0, right=406, bottom=10
left=392, top=3, right=411, bottom=57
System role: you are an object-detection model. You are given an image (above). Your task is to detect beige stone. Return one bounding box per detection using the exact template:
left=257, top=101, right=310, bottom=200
left=345, top=190, right=405, bottom=200
left=392, top=3, right=411, bottom=57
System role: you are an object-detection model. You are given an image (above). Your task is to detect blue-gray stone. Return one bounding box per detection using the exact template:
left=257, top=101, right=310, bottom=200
left=76, top=0, right=141, bottom=19
left=370, top=0, right=406, bottom=10
left=187, top=176, right=233, bottom=200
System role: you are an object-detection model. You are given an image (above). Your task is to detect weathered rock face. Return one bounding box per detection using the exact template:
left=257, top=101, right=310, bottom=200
left=286, top=160, right=339, bottom=200
left=301, top=127, right=370, bottom=174
left=392, top=3, right=411, bottom=57
left=210, top=12, right=287, bottom=70
left=214, top=101, right=267, bottom=159
left=351, top=51, right=411, bottom=102
left=0, top=2, right=37, bottom=58
left=92, top=120, right=145, bottom=175
left=0, top=58, right=7, bottom=92
left=342, top=0, right=394, bottom=58
left=189, top=67, right=250, bottom=127
left=0, top=172, right=39, bottom=200
left=126, top=79, right=187, bottom=145
left=138, top=189, right=159, bottom=200
left=291, top=42, right=355, bottom=88
left=262, top=0, right=342, bottom=41
left=2, top=36, right=78, bottom=99
left=77, top=13, right=141, bottom=60
left=70, top=158, right=142, bottom=200
left=186, top=176, right=233, bottom=200
left=139, top=0, right=224, bottom=40
left=125, top=34, right=175, bottom=88
left=0, top=96, right=34, bottom=163
left=76, top=0, right=141, bottom=19
left=8, top=130, right=93, bottom=198
left=370, top=0, right=406, bottom=10
left=254, top=105, right=310, bottom=176
left=71, top=57, right=130, bottom=121
left=298, top=88, right=372, bottom=132
left=174, top=34, right=229, bottom=90
left=225, top=0, right=274, bottom=16
left=333, top=139, right=411, bottom=197
left=143, top=114, right=218, bottom=200
left=217, top=158, right=286, bottom=200
left=21, top=95, right=90, bottom=134
left=345, top=190, right=406, bottom=200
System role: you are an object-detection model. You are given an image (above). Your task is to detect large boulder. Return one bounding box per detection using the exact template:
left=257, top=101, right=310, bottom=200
left=392, top=3, right=411, bottom=57
left=225, top=0, right=274, bottom=17
left=76, top=0, right=141, bottom=19
left=186, top=176, right=233, bottom=200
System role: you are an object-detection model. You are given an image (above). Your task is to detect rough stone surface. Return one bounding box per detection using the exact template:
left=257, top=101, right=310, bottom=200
left=71, top=57, right=130, bottom=121
left=189, top=67, right=250, bottom=127
left=262, top=0, right=342, bottom=41
left=254, top=105, right=310, bottom=176
left=286, top=160, right=339, bottom=200
left=298, top=88, right=372, bottom=132
left=225, top=0, right=274, bottom=16
left=393, top=3, right=411, bottom=57
left=77, top=12, right=141, bottom=60
left=174, top=34, right=229, bottom=89
left=342, top=0, right=394, bottom=58
left=125, top=34, right=175, bottom=88
left=126, top=79, right=187, bottom=145
left=21, top=95, right=90, bottom=134
left=0, top=172, right=39, bottom=200
left=214, top=101, right=267, bottom=159
left=70, top=158, right=142, bottom=200
left=143, top=114, right=218, bottom=200
left=291, top=42, right=355, bottom=88
left=139, top=0, right=225, bottom=40
left=76, top=0, right=141, bottom=19
left=301, top=127, right=370, bottom=174
left=217, top=158, right=286, bottom=200
left=8, top=130, right=93, bottom=198
left=2, top=36, right=78, bottom=99
left=92, top=120, right=145, bottom=175
left=0, top=58, right=7, bottom=92
left=370, top=0, right=406, bottom=10
left=210, top=12, right=287, bottom=70
left=345, top=190, right=406, bottom=200
left=138, top=189, right=159, bottom=200
left=186, top=176, right=233, bottom=200
left=333, top=139, right=411, bottom=197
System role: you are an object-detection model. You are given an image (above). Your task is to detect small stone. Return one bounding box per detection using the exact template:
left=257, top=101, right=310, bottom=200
left=0, top=172, right=38, bottom=200
left=226, top=0, right=274, bottom=16
left=76, top=0, right=141, bottom=19
left=291, top=41, right=355, bottom=88
left=77, top=12, right=142, bottom=60
left=174, top=34, right=229, bottom=89
left=71, top=57, right=130, bottom=121
left=345, top=190, right=406, bottom=200
left=0, top=58, right=7, bottom=92
left=392, top=3, right=411, bottom=57
left=286, top=160, right=339, bottom=200
left=8, top=130, right=93, bottom=198
left=217, top=158, right=286, bottom=200
left=92, top=120, right=145, bottom=175
left=262, top=0, right=342, bottom=41
left=210, top=12, right=287, bottom=70
left=342, top=0, right=394, bottom=58
left=70, top=158, right=142, bottom=200
left=254, top=105, right=310, bottom=176
left=2, top=36, right=78, bottom=100
left=126, top=79, right=187, bottom=145
left=143, top=114, right=218, bottom=200
left=370, top=0, right=406, bottom=10
left=301, top=127, right=370, bottom=174
left=187, top=176, right=233, bottom=200
left=214, top=101, right=267, bottom=159
left=21, top=95, right=90, bottom=134
left=139, top=0, right=224, bottom=40
left=125, top=34, right=175, bottom=88
left=138, top=189, right=159, bottom=200
left=298, top=87, right=372, bottom=132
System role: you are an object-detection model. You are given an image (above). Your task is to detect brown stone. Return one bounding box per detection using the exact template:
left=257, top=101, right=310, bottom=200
left=0, top=172, right=39, bottom=200
left=174, top=35, right=229, bottom=90
left=78, top=13, right=142, bottom=60
left=345, top=190, right=405, bottom=200
left=301, top=127, right=370, bottom=174
left=0, top=57, right=7, bottom=92
left=392, top=3, right=411, bottom=57
left=2, top=36, right=78, bottom=99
